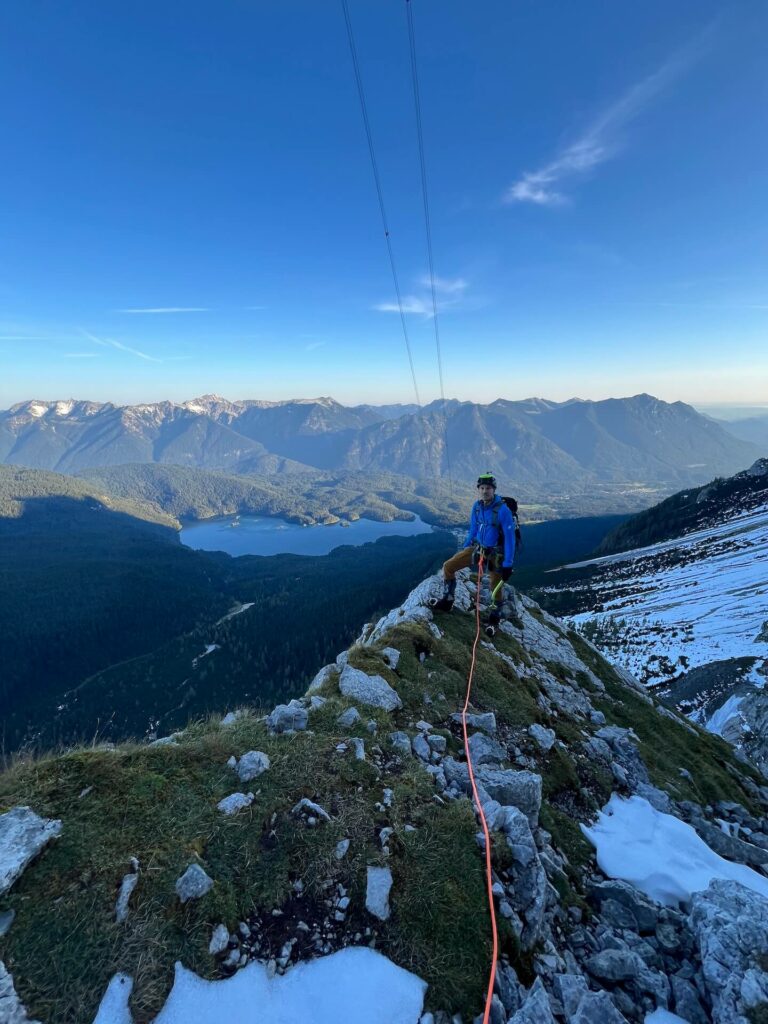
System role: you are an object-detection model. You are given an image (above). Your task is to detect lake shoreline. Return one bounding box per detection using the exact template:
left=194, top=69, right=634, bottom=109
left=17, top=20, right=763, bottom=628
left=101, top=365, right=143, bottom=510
left=180, top=512, right=434, bottom=558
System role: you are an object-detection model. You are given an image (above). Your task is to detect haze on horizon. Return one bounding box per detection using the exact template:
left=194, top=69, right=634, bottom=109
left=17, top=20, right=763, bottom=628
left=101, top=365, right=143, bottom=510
left=1, top=0, right=767, bottom=410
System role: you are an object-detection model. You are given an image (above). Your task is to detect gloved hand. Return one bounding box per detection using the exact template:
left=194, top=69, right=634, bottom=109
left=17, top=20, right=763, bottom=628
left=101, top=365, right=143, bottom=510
left=500, top=566, right=513, bottom=581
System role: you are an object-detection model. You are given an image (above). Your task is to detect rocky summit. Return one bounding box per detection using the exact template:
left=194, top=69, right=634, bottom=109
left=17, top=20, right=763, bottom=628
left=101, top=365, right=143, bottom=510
left=1, top=572, right=767, bottom=1023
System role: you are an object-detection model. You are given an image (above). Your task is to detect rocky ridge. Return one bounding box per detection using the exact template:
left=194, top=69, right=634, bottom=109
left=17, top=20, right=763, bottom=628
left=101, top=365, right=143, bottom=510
left=1, top=574, right=767, bottom=1023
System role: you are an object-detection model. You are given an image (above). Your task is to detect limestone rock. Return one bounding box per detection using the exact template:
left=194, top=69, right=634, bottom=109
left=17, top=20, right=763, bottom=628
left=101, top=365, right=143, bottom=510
left=588, top=880, right=659, bottom=934
left=236, top=751, right=270, bottom=783
left=528, top=724, right=556, bottom=752
left=175, top=863, right=214, bottom=903
left=451, top=711, right=497, bottom=734
left=490, top=765, right=541, bottom=818
left=496, top=805, right=548, bottom=947
left=0, top=961, right=42, bottom=1023
left=291, top=798, right=331, bottom=822
left=690, top=878, right=768, bottom=1024
left=337, top=706, right=362, bottom=728
left=266, top=700, right=308, bottom=733
left=428, top=734, right=447, bottom=754
left=570, top=990, right=629, bottom=1023
left=209, top=923, right=230, bottom=955
left=507, top=977, right=556, bottom=1024
left=217, top=792, right=255, bottom=815
left=467, top=732, right=507, bottom=765
left=670, top=974, right=709, bottom=1024
left=364, top=576, right=440, bottom=643
left=388, top=731, right=412, bottom=757
left=307, top=663, right=337, bottom=694
left=339, top=664, right=402, bottom=711
left=551, top=974, right=588, bottom=1018
left=380, top=647, right=401, bottom=670
left=412, top=733, right=431, bottom=761
left=366, top=865, right=393, bottom=921
left=584, top=948, right=648, bottom=982
left=115, top=860, right=140, bottom=923
left=0, top=807, right=62, bottom=896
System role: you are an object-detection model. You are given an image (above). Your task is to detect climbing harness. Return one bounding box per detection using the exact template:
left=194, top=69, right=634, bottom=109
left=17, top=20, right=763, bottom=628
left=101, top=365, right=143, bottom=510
left=461, top=555, right=499, bottom=1024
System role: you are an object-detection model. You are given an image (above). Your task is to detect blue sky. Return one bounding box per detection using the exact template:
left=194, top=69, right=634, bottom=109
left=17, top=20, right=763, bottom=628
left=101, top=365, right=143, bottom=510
left=1, top=0, right=767, bottom=408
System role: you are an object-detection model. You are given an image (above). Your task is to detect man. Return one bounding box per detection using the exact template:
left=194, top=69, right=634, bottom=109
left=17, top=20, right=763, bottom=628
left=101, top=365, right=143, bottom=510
left=432, top=472, right=516, bottom=635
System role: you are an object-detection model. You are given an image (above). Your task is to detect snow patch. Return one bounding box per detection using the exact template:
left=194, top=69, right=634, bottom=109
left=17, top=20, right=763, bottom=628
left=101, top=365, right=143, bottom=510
left=217, top=603, right=255, bottom=624
left=704, top=694, right=744, bottom=737
left=582, top=794, right=768, bottom=908
left=91, top=948, right=425, bottom=1024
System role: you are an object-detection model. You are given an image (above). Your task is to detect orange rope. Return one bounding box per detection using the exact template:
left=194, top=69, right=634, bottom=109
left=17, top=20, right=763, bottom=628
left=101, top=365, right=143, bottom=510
left=461, top=556, right=499, bottom=1024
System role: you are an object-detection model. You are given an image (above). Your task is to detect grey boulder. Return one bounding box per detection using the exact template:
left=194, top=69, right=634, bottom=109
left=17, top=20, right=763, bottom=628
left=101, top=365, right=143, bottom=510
left=528, top=724, right=556, bottom=752
left=388, top=731, right=412, bottom=757
left=0, top=807, right=62, bottom=896
left=584, top=949, right=648, bottom=983
left=366, top=866, right=393, bottom=921
left=266, top=700, right=308, bottom=733
left=337, top=707, right=362, bottom=728
left=339, top=665, right=402, bottom=712
left=467, top=732, right=507, bottom=766
left=236, top=751, right=270, bottom=783
left=690, top=879, right=768, bottom=1024
left=508, top=977, right=556, bottom=1024
left=570, top=990, right=629, bottom=1023
left=175, top=863, right=214, bottom=903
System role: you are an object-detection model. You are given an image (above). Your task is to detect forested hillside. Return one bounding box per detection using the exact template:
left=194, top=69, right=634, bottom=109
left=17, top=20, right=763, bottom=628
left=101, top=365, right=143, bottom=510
left=42, top=531, right=455, bottom=750
left=0, top=466, right=456, bottom=751
left=77, top=464, right=470, bottom=528
left=0, top=468, right=233, bottom=740
left=596, top=457, right=768, bottom=555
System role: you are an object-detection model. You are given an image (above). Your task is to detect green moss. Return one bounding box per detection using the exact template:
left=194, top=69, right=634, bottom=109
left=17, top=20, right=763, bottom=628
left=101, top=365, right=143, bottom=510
left=539, top=804, right=594, bottom=874
left=385, top=800, right=490, bottom=1017
left=542, top=748, right=581, bottom=798
left=591, top=678, right=761, bottom=812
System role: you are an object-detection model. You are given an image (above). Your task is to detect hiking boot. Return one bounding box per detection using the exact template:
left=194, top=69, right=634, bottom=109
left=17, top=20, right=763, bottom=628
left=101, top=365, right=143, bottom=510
left=484, top=608, right=501, bottom=637
left=429, top=578, right=455, bottom=612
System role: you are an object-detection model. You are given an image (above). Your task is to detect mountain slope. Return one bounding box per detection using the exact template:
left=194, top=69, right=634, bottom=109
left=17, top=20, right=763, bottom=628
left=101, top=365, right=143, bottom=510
left=1, top=395, right=760, bottom=498
left=533, top=460, right=768, bottom=770
left=1, top=576, right=766, bottom=1024
left=0, top=466, right=233, bottom=733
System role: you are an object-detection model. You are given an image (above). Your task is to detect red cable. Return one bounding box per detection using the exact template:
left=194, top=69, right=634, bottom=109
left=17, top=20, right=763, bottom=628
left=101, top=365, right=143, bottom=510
left=460, top=556, right=499, bottom=1024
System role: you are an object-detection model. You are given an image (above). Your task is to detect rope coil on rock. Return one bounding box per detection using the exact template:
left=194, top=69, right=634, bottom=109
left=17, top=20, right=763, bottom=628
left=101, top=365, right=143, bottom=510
left=460, top=556, right=499, bottom=1024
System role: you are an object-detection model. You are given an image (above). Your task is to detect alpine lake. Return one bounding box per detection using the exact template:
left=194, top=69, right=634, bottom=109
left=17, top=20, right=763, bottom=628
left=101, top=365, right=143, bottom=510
left=180, top=513, right=435, bottom=557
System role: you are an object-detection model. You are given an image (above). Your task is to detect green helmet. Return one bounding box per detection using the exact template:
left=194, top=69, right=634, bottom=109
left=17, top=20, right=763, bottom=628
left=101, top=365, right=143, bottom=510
left=477, top=472, right=497, bottom=489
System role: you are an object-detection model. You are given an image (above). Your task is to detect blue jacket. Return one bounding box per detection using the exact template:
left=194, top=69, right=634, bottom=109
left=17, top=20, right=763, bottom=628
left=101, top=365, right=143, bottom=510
left=464, top=497, right=516, bottom=568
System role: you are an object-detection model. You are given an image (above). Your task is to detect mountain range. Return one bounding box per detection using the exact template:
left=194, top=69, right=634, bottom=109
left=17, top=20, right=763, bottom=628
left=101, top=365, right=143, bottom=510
left=1, top=394, right=761, bottom=498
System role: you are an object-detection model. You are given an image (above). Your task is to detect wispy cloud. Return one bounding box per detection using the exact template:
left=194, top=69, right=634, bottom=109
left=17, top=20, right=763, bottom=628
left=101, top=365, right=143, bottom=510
left=504, top=31, right=712, bottom=207
left=421, top=275, right=468, bottom=295
left=81, top=329, right=162, bottom=363
left=375, top=276, right=469, bottom=318
left=115, top=307, right=208, bottom=314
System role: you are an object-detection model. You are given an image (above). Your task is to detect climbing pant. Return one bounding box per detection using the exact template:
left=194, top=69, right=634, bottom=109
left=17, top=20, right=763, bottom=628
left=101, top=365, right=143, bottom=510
left=442, top=546, right=506, bottom=610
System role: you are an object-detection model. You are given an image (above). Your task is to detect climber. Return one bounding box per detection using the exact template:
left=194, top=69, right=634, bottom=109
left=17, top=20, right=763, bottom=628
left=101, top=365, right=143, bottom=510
left=431, top=473, right=517, bottom=634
